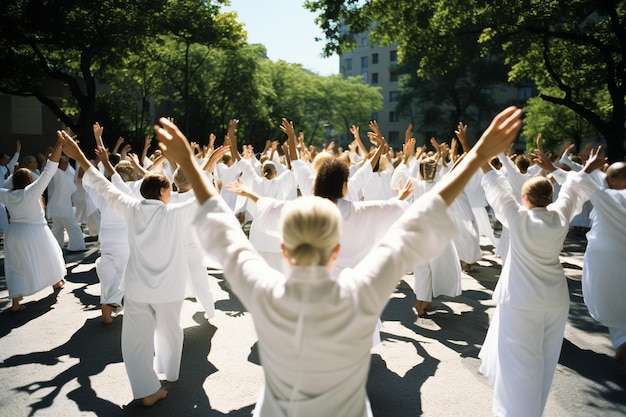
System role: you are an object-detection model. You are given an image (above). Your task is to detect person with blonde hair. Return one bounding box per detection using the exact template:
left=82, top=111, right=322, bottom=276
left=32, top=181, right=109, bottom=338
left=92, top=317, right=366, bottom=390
left=478, top=147, right=606, bottom=417
left=153, top=106, right=522, bottom=417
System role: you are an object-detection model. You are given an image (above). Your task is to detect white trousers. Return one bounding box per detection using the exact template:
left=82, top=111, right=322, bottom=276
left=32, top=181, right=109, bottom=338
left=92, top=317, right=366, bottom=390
left=51, top=215, right=86, bottom=250
left=95, top=252, right=127, bottom=306
left=122, top=298, right=184, bottom=399
left=187, top=245, right=215, bottom=319
left=608, top=325, right=626, bottom=350
left=493, top=303, right=568, bottom=417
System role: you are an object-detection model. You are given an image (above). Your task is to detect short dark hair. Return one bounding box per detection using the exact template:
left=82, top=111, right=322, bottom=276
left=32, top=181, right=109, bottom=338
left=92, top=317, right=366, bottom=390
left=140, top=173, right=170, bottom=200
left=313, top=158, right=349, bottom=202
left=12, top=168, right=34, bottom=189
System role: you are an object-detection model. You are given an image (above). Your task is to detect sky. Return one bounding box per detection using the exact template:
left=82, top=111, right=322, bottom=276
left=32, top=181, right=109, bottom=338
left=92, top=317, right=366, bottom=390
left=223, top=0, right=339, bottom=76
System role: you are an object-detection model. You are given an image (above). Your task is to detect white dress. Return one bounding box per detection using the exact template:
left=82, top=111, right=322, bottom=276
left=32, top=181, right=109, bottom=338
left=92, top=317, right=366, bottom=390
left=582, top=178, right=626, bottom=349
left=193, top=192, right=457, bottom=417
left=0, top=161, right=66, bottom=298
left=478, top=170, right=596, bottom=417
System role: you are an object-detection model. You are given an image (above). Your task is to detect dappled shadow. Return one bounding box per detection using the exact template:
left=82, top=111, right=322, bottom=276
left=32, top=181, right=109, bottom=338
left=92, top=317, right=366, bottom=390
left=0, top=288, right=62, bottom=338
left=559, top=338, right=626, bottom=409
left=1, top=317, right=123, bottom=416
left=213, top=274, right=248, bottom=317
left=368, top=333, right=440, bottom=416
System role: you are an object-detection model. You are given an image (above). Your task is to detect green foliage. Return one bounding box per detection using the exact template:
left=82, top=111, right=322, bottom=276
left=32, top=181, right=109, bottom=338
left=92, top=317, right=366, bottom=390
left=522, top=93, right=602, bottom=155
left=306, top=0, right=626, bottom=161
left=0, top=0, right=244, bottom=142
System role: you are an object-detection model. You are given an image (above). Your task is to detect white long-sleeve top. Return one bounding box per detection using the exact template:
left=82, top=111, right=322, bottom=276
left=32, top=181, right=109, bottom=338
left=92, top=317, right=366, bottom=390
left=0, top=161, right=57, bottom=224
left=192, top=192, right=456, bottom=417
left=0, top=151, right=20, bottom=189
left=46, top=165, right=77, bottom=218
left=482, top=170, right=597, bottom=308
left=84, top=172, right=131, bottom=253
left=83, top=167, right=196, bottom=303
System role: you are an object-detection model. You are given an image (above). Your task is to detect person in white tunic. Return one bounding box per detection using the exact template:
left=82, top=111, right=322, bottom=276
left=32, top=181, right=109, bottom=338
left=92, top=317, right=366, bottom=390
left=58, top=132, right=197, bottom=407
left=84, top=153, right=140, bottom=324
left=47, top=155, right=86, bottom=251
left=580, top=161, right=626, bottom=363
left=154, top=106, right=523, bottom=417
left=0, top=139, right=66, bottom=312
left=478, top=148, right=605, bottom=417
left=391, top=151, right=463, bottom=317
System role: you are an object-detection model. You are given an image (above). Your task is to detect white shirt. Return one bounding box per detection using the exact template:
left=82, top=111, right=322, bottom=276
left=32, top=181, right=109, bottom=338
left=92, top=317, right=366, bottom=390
left=192, top=192, right=456, bottom=417
left=0, top=161, right=57, bottom=224
left=83, top=167, right=197, bottom=303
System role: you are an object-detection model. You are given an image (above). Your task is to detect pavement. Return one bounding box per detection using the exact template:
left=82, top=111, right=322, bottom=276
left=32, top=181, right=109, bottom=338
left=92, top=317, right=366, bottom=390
left=0, top=232, right=625, bottom=417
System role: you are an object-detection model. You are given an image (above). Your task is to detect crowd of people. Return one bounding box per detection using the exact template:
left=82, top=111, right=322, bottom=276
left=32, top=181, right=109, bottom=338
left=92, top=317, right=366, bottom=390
left=1, top=105, right=624, bottom=416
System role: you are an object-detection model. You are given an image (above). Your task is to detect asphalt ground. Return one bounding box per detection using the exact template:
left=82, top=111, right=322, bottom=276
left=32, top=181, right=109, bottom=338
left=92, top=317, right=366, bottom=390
left=0, top=232, right=625, bottom=417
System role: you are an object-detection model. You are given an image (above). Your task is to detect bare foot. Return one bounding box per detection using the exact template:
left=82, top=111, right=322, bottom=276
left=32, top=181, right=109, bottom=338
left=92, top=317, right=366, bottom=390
left=10, top=297, right=24, bottom=313
left=141, top=388, right=168, bottom=407
left=52, top=280, right=65, bottom=290
left=415, top=300, right=433, bottom=317
left=461, top=261, right=472, bottom=273
left=616, top=342, right=626, bottom=364
left=101, top=304, right=115, bottom=325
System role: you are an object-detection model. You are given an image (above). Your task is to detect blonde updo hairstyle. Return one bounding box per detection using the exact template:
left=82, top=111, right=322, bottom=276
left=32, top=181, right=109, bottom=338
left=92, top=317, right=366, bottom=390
left=522, top=176, right=553, bottom=208
left=280, top=196, right=341, bottom=267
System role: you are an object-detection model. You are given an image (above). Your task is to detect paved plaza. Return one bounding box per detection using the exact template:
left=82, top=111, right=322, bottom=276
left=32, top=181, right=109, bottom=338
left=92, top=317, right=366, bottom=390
left=0, top=233, right=625, bottom=417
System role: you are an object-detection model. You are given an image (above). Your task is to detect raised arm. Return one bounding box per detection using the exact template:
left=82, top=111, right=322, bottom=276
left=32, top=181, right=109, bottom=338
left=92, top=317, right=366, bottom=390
left=281, top=118, right=298, bottom=162
left=93, top=122, right=105, bottom=149
left=154, top=118, right=219, bottom=204
left=140, top=135, right=152, bottom=167
left=225, top=179, right=261, bottom=203
left=435, top=106, right=523, bottom=206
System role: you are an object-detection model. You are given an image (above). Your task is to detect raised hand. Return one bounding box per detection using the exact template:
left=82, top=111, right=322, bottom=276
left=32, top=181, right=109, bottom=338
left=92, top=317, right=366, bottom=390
left=473, top=106, right=523, bottom=161
left=532, top=148, right=556, bottom=172
left=582, top=146, right=607, bottom=174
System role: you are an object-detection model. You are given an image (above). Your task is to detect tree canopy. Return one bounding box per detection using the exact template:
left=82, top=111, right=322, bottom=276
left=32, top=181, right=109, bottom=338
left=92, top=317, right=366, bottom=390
left=0, top=0, right=245, bottom=142
left=306, top=0, right=626, bottom=161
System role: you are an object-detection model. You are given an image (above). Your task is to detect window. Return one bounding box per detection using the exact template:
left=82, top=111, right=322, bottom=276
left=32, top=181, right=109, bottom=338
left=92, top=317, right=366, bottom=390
left=389, top=71, right=398, bottom=82
left=361, top=56, right=368, bottom=69
left=388, top=131, right=400, bottom=143
left=361, top=37, right=368, bottom=47
left=389, top=91, right=400, bottom=103
left=361, top=70, right=368, bottom=83
left=11, top=96, right=42, bottom=135
left=390, top=50, right=398, bottom=62
left=518, top=86, right=534, bottom=100
left=344, top=59, right=353, bottom=76
left=371, top=73, right=379, bottom=84
left=372, top=53, right=379, bottom=64
left=389, top=111, right=399, bottom=123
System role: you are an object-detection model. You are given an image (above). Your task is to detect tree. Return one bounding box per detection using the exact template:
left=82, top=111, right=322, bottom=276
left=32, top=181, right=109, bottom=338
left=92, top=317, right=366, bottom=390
left=305, top=0, right=626, bottom=161
left=0, top=0, right=244, bottom=143
left=522, top=92, right=602, bottom=155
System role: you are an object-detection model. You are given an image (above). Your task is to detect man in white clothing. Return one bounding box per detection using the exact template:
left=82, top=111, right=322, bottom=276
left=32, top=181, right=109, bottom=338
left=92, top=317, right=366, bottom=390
left=47, top=155, right=86, bottom=251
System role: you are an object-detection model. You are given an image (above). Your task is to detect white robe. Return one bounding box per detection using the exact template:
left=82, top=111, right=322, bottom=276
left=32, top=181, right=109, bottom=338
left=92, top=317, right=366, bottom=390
left=0, top=161, right=66, bottom=298
left=193, top=192, right=457, bottom=417
left=47, top=165, right=86, bottom=251
left=479, top=170, right=597, bottom=417
left=582, top=181, right=626, bottom=348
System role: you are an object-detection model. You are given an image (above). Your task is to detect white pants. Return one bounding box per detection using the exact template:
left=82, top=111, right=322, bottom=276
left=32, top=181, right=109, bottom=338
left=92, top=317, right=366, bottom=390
left=95, top=252, right=127, bottom=306
left=187, top=245, right=215, bottom=319
left=51, top=215, right=86, bottom=250
left=493, top=303, right=568, bottom=417
left=122, top=298, right=184, bottom=399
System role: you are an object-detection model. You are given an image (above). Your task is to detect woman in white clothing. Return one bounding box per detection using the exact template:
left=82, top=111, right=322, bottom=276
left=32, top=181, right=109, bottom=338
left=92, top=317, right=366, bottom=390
left=0, top=139, right=66, bottom=312
left=154, top=106, right=523, bottom=417
left=478, top=148, right=605, bottom=417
